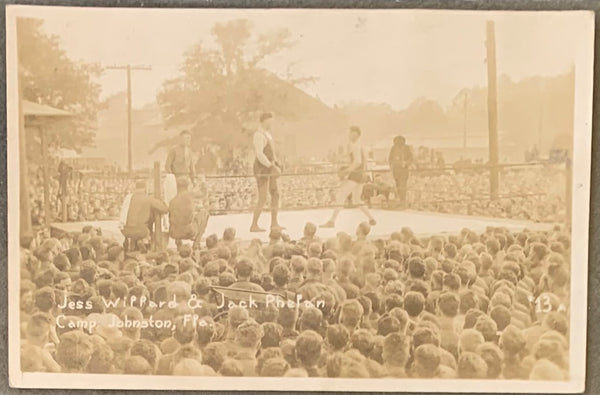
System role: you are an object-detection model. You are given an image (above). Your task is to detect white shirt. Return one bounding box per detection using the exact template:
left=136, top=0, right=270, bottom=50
left=253, top=128, right=274, bottom=167
left=347, top=141, right=364, bottom=171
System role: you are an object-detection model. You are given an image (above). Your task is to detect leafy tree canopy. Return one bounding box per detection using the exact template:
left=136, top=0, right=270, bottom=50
left=18, top=18, right=103, bottom=159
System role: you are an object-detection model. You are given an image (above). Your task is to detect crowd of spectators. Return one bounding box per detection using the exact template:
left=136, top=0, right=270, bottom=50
left=29, top=161, right=565, bottom=225
left=20, top=220, right=570, bottom=379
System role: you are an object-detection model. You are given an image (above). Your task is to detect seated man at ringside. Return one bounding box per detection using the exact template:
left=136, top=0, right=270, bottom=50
left=121, top=180, right=169, bottom=251
left=168, top=177, right=210, bottom=249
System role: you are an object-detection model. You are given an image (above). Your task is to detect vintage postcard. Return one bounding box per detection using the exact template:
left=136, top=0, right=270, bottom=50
left=5, top=5, right=594, bottom=392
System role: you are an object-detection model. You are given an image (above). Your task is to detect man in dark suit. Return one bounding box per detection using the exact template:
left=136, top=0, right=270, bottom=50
left=165, top=130, right=196, bottom=185
left=388, top=135, right=413, bottom=207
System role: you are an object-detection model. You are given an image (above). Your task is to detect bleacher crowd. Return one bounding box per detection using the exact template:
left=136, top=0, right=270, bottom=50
left=29, top=164, right=565, bottom=224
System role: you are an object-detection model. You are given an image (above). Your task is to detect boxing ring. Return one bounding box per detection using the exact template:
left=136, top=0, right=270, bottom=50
left=51, top=207, right=555, bottom=246
left=49, top=160, right=568, bottom=245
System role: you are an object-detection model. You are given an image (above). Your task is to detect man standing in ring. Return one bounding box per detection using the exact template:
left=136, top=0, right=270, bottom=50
left=388, top=135, right=413, bottom=208
left=321, top=125, right=376, bottom=228
left=250, top=112, right=284, bottom=232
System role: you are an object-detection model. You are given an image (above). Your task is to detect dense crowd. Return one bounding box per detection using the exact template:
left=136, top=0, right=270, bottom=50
left=20, top=221, right=570, bottom=379
left=29, top=168, right=135, bottom=225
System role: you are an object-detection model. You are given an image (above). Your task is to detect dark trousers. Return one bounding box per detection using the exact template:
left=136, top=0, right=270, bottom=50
left=392, top=168, right=409, bottom=204
left=252, top=174, right=280, bottom=226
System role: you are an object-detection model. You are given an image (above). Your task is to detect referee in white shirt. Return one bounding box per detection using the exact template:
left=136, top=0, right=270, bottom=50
left=250, top=112, right=284, bottom=232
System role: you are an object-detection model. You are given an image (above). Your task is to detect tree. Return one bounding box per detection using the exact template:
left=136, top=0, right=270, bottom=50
left=17, top=18, right=103, bottom=161
left=156, top=19, right=313, bottom=160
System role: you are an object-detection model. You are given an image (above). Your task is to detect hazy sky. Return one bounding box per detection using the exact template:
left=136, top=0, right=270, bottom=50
left=26, top=7, right=586, bottom=110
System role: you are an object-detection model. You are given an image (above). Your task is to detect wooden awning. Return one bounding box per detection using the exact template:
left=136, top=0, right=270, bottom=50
left=23, top=100, right=72, bottom=117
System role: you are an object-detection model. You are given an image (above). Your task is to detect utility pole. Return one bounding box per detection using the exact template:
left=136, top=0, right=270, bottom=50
left=105, top=64, right=152, bottom=174
left=486, top=21, right=499, bottom=200
left=18, top=65, right=32, bottom=238
left=537, top=80, right=544, bottom=151
left=463, top=91, right=468, bottom=149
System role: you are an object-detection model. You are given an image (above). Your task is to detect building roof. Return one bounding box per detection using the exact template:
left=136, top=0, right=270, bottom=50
left=23, top=100, right=72, bottom=117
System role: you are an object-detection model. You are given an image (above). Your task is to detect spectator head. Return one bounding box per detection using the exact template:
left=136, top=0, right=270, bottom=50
left=277, top=306, right=298, bottom=329
left=202, top=342, right=228, bottom=372
left=299, top=307, right=323, bottom=332
left=205, top=234, right=218, bottom=249
left=408, top=257, right=426, bottom=279
left=326, top=324, right=350, bottom=352
left=86, top=343, right=115, bottom=374
left=234, top=258, right=254, bottom=280
left=130, top=339, right=159, bottom=369
left=223, top=227, right=236, bottom=242
left=291, top=256, right=307, bottom=276
left=477, top=342, right=504, bottom=379
left=443, top=273, right=461, bottom=291
left=351, top=329, right=375, bottom=357
left=272, top=263, right=290, bottom=288
left=384, top=293, right=404, bottom=313
left=56, top=331, right=94, bottom=371
left=295, top=330, right=323, bottom=367
left=412, top=344, right=441, bottom=378
left=457, top=352, right=488, bottom=378
left=306, top=258, right=323, bottom=280
left=172, top=358, right=213, bottom=376
left=474, top=315, right=498, bottom=342
left=377, top=315, right=400, bottom=336
left=196, top=317, right=216, bottom=347
left=260, top=357, right=290, bottom=377
left=122, top=355, right=153, bottom=375
left=53, top=253, right=71, bottom=271
left=490, top=305, right=512, bottom=331
left=339, top=299, right=364, bottom=330
left=500, top=325, right=526, bottom=356
left=413, top=326, right=441, bottom=349
left=304, top=222, right=317, bottom=238
left=219, top=359, right=243, bottom=376
left=404, top=291, right=425, bottom=318
left=438, top=292, right=460, bottom=318
left=261, top=322, right=283, bottom=348
left=542, top=312, right=569, bottom=336
left=529, top=358, right=566, bottom=381
left=307, top=242, right=322, bottom=258
left=356, top=222, right=371, bottom=238
left=33, top=286, right=55, bottom=312
left=228, top=306, right=250, bottom=330
left=459, top=329, right=485, bottom=354
left=459, top=289, right=478, bottom=314
left=234, top=319, right=264, bottom=349
left=463, top=309, right=485, bottom=329
left=382, top=332, right=410, bottom=368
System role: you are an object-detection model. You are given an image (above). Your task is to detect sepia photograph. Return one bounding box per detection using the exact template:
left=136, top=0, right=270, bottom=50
left=5, top=5, right=594, bottom=392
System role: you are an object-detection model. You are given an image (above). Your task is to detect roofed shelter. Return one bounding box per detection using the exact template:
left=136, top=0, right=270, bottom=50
left=20, top=99, right=73, bottom=237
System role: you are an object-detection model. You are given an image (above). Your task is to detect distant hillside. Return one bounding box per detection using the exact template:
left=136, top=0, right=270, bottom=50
left=342, top=70, right=575, bottom=157
left=86, top=70, right=574, bottom=169
left=83, top=93, right=168, bottom=169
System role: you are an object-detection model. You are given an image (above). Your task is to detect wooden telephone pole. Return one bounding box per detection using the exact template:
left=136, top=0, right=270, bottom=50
left=486, top=21, right=500, bottom=200
left=463, top=91, right=468, bottom=149
left=18, top=67, right=32, bottom=238
left=105, top=64, right=152, bottom=173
